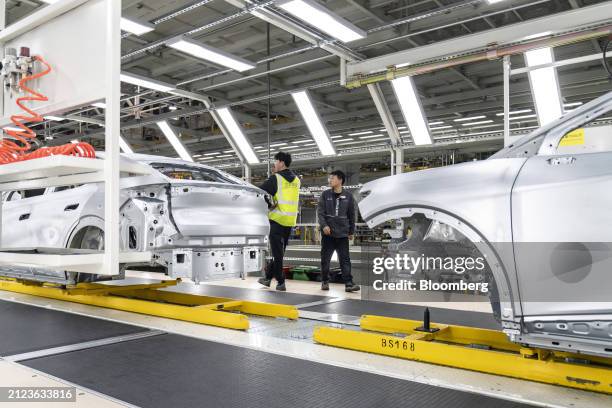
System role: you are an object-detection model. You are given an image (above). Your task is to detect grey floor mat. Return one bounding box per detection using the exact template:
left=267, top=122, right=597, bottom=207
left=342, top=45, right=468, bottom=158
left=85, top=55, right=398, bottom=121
left=0, top=300, right=147, bottom=356
left=163, top=282, right=327, bottom=305
left=23, top=333, right=535, bottom=408
left=301, top=299, right=500, bottom=329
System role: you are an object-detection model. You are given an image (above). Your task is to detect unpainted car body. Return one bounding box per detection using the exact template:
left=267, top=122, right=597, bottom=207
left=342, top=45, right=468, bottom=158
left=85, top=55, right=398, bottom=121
left=359, top=91, right=612, bottom=357
left=0, top=154, right=269, bottom=284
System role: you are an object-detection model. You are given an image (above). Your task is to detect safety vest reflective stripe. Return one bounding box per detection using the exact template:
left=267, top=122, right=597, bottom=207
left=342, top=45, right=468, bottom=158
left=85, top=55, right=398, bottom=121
left=276, top=199, right=298, bottom=205
left=269, top=173, right=300, bottom=227
left=270, top=209, right=298, bottom=216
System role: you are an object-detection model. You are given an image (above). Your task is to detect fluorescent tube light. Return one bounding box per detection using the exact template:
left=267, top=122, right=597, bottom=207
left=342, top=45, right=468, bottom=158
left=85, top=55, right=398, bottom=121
left=167, top=37, right=256, bottom=72
left=120, top=17, right=155, bottom=36
left=277, top=0, right=366, bottom=43
left=348, top=131, right=373, bottom=136
left=461, top=120, right=494, bottom=126
left=156, top=121, right=193, bottom=162
left=270, top=142, right=288, bottom=147
left=216, top=108, right=260, bottom=164
left=524, top=47, right=563, bottom=126
left=92, top=102, right=106, bottom=109
left=430, top=125, right=453, bottom=130
left=390, top=76, right=432, bottom=145
left=509, top=114, right=537, bottom=121
left=496, top=109, right=532, bottom=116
left=359, top=134, right=385, bottom=139
left=120, top=72, right=175, bottom=92
left=291, top=91, right=336, bottom=156
left=428, top=121, right=445, bottom=126
left=44, top=116, right=64, bottom=121
left=453, top=115, right=486, bottom=122
left=119, top=137, right=134, bottom=154
left=564, top=102, right=583, bottom=107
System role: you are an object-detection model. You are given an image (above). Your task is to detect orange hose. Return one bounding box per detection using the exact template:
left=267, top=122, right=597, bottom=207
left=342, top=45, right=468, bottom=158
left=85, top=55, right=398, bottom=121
left=0, top=55, right=95, bottom=165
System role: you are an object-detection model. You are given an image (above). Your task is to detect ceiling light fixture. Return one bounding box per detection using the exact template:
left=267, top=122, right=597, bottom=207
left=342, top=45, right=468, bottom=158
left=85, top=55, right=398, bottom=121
left=156, top=121, right=193, bottom=162
left=167, top=37, right=256, bottom=72
left=216, top=108, right=260, bottom=164
left=291, top=90, right=336, bottom=156
left=496, top=109, right=532, bottom=116
left=120, top=17, right=155, bottom=36
left=563, top=102, right=583, bottom=108
left=120, top=72, right=175, bottom=92
left=390, top=76, right=432, bottom=145
left=461, top=120, right=494, bottom=126
left=348, top=130, right=373, bottom=136
left=277, top=0, right=366, bottom=43
left=524, top=47, right=563, bottom=126
left=453, top=115, right=486, bottom=122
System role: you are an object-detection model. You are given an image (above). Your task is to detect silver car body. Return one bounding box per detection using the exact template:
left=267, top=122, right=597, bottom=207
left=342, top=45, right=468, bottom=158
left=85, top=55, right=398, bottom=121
left=0, top=154, right=269, bottom=284
left=359, top=91, right=612, bottom=357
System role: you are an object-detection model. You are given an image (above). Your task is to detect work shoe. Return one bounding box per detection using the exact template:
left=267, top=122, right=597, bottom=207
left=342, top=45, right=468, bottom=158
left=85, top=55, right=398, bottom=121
left=321, top=281, right=329, bottom=291
left=345, top=283, right=360, bottom=292
left=258, top=278, right=271, bottom=288
left=276, top=283, right=286, bottom=291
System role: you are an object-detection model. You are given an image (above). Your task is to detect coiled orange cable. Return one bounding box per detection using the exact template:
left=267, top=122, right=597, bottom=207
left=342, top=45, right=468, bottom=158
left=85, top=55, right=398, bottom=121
left=0, top=55, right=96, bottom=164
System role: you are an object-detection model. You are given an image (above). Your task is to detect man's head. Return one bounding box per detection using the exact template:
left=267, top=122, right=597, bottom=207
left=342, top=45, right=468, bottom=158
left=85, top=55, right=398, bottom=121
left=328, top=170, right=346, bottom=189
left=273, top=151, right=292, bottom=173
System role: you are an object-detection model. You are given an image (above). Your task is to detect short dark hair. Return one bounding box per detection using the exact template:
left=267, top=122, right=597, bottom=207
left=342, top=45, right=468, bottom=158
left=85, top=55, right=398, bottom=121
left=274, top=151, right=292, bottom=167
left=330, top=170, right=346, bottom=185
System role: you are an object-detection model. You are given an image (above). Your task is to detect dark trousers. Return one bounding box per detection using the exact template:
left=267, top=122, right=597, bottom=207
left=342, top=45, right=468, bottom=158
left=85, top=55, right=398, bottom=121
left=321, top=235, right=353, bottom=285
left=265, top=221, right=291, bottom=284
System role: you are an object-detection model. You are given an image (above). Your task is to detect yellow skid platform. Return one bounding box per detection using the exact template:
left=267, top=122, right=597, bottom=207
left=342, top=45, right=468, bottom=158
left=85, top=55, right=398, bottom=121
left=313, top=314, right=612, bottom=395
left=0, top=279, right=298, bottom=330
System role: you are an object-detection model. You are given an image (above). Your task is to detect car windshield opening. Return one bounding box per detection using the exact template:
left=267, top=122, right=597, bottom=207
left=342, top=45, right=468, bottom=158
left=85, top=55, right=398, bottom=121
left=151, top=163, right=237, bottom=184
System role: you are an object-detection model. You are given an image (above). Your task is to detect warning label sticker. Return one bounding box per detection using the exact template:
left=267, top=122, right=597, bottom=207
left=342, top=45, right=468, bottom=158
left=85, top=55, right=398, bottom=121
left=559, top=128, right=585, bottom=146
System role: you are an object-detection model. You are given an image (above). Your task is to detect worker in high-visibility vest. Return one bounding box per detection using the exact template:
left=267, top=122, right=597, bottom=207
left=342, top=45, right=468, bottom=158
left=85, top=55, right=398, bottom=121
left=258, top=151, right=300, bottom=291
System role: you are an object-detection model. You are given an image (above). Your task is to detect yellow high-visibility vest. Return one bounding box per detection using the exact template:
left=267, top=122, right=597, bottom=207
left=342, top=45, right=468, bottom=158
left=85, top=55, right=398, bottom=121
left=268, top=173, right=300, bottom=227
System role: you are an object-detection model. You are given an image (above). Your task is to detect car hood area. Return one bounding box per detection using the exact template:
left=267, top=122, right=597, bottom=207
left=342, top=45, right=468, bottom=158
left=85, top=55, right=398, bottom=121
left=358, top=158, right=527, bottom=243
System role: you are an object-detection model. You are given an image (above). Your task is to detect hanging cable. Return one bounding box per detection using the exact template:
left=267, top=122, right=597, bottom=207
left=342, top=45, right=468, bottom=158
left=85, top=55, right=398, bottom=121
left=0, top=55, right=95, bottom=165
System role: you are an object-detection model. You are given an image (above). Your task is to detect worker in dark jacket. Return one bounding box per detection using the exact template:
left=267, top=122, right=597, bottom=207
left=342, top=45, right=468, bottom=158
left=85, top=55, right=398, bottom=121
left=258, top=151, right=300, bottom=291
left=317, top=170, right=360, bottom=292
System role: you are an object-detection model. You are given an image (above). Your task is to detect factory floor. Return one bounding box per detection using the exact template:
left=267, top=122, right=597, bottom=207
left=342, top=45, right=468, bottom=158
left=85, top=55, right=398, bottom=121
left=0, top=274, right=609, bottom=408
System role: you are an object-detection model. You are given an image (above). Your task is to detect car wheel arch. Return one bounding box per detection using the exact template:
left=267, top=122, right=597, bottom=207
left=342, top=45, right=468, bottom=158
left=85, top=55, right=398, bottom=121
left=364, top=204, right=517, bottom=322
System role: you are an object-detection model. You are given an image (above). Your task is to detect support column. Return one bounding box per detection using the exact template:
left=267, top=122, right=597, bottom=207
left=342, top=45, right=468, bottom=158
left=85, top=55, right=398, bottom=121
left=393, top=147, right=404, bottom=175
left=243, top=164, right=251, bottom=183
left=503, top=55, right=511, bottom=147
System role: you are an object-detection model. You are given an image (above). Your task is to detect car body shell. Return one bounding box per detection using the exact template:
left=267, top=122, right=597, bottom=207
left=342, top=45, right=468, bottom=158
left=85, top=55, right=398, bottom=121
left=0, top=154, right=270, bottom=284
left=358, top=91, right=612, bottom=357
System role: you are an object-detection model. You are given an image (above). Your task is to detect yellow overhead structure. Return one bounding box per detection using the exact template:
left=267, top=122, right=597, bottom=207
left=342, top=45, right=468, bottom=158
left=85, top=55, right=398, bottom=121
left=0, top=278, right=298, bottom=330
left=314, top=314, right=612, bottom=395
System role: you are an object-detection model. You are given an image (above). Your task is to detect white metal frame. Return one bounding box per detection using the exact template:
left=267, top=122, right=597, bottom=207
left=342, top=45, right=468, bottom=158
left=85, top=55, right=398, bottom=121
left=0, top=0, right=130, bottom=276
